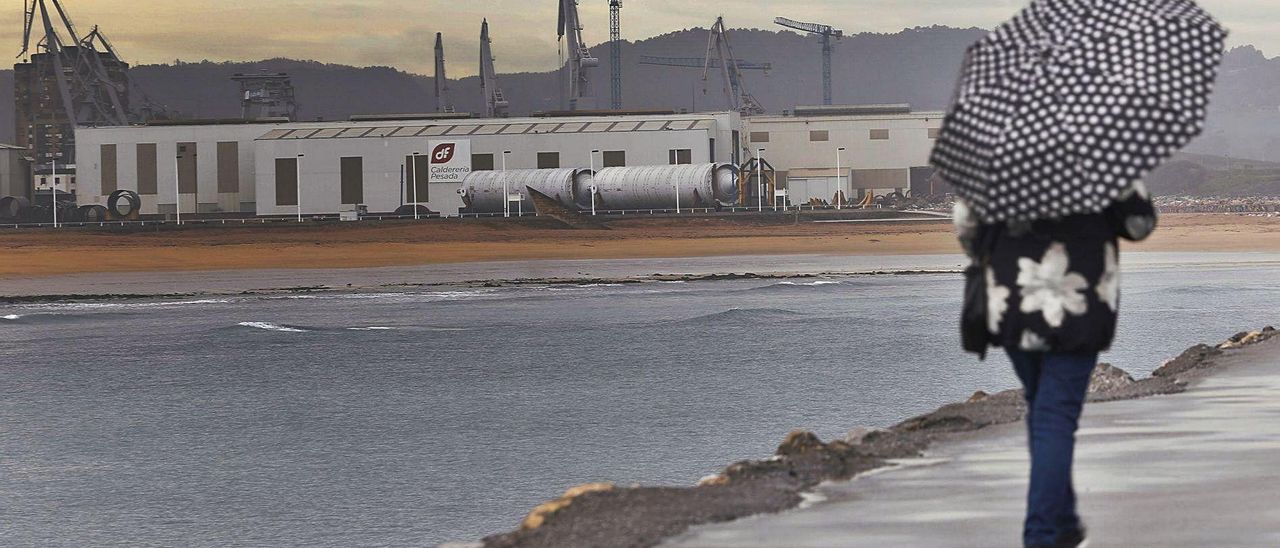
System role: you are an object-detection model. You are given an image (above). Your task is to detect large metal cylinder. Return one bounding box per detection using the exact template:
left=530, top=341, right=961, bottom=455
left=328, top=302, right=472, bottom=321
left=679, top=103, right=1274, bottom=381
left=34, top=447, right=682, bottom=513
left=577, top=164, right=739, bottom=211
left=459, top=169, right=591, bottom=214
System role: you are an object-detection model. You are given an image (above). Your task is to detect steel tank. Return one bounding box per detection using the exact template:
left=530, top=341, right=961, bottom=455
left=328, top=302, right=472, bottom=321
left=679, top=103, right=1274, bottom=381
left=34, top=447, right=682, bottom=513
left=458, top=169, right=591, bottom=214
left=576, top=164, right=739, bottom=211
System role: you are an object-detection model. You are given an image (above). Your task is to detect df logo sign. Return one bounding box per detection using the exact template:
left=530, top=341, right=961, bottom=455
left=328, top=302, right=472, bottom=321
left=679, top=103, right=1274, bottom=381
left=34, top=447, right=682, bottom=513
left=432, top=143, right=457, bottom=164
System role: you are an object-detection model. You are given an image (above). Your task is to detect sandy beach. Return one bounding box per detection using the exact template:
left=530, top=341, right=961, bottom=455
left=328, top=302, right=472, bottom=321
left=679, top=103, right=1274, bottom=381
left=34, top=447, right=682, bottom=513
left=2, top=213, right=1279, bottom=279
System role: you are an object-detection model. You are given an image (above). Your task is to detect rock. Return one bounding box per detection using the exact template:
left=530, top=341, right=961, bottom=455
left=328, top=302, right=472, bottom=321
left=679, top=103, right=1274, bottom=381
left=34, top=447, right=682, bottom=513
left=842, top=427, right=887, bottom=445
left=967, top=390, right=990, bottom=403
left=776, top=430, right=825, bottom=456
left=697, top=474, right=729, bottom=487
left=1153, top=344, right=1222, bottom=378
left=1089, top=363, right=1136, bottom=393
left=519, top=483, right=615, bottom=531
left=1220, top=330, right=1267, bottom=349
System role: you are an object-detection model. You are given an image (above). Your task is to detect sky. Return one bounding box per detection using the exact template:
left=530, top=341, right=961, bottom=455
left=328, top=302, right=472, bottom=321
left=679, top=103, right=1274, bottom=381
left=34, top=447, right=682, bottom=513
left=4, top=0, right=1273, bottom=77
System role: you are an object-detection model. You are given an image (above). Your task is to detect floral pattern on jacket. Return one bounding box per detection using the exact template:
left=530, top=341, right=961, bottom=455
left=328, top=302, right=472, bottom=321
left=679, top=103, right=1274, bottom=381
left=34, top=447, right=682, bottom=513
left=958, top=183, right=1157, bottom=354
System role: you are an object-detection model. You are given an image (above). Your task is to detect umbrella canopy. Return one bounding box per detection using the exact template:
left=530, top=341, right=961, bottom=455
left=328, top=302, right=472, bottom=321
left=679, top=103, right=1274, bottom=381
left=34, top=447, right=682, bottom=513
left=931, top=0, right=1228, bottom=223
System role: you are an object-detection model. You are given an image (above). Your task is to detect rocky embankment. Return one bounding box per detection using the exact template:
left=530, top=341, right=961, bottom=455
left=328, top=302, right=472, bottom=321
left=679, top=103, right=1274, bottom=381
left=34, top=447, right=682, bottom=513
left=473, top=328, right=1278, bottom=548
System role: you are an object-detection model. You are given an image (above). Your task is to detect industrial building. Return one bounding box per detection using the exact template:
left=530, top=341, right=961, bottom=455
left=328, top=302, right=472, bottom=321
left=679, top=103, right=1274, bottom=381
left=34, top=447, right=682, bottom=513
left=744, top=105, right=945, bottom=206
left=74, top=111, right=743, bottom=217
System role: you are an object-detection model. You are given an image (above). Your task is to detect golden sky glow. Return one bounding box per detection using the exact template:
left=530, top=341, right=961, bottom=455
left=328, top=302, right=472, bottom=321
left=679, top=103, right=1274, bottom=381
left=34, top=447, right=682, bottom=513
left=3, top=0, right=1266, bottom=77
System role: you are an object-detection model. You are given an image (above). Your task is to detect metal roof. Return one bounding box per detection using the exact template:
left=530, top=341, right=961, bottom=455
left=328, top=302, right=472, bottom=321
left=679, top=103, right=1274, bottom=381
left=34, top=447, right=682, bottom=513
left=256, top=114, right=726, bottom=141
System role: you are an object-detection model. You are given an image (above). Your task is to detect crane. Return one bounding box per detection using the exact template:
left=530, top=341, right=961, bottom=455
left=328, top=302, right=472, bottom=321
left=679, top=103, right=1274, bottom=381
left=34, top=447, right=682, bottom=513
left=609, top=0, right=622, bottom=110
left=558, top=0, right=599, bottom=110
left=774, top=16, right=843, bottom=105
left=639, top=55, right=771, bottom=112
left=434, top=33, right=455, bottom=113
left=700, top=17, right=765, bottom=116
left=20, top=0, right=131, bottom=129
left=480, top=19, right=509, bottom=118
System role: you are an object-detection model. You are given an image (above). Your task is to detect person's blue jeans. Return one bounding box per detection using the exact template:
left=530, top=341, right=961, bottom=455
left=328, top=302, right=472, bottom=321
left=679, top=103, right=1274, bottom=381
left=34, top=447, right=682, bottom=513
left=1007, top=350, right=1097, bottom=547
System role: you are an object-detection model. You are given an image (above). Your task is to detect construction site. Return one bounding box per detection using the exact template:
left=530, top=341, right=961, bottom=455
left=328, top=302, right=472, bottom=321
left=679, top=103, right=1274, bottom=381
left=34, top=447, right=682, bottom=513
left=0, top=0, right=947, bottom=227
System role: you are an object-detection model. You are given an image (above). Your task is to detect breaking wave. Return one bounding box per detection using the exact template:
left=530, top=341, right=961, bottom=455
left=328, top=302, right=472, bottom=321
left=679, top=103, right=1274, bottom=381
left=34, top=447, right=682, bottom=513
left=238, top=322, right=310, bottom=333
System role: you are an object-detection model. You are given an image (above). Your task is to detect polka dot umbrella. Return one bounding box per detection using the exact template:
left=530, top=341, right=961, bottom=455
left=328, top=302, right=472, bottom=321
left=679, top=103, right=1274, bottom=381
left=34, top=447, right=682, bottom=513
left=930, top=0, right=1228, bottom=223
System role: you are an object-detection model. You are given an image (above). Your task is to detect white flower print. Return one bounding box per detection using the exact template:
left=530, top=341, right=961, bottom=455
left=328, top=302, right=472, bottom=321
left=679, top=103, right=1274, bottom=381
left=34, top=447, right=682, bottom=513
left=1019, top=330, right=1050, bottom=352
left=1017, top=242, right=1089, bottom=328
left=986, top=266, right=1010, bottom=335
left=1097, top=242, right=1120, bottom=311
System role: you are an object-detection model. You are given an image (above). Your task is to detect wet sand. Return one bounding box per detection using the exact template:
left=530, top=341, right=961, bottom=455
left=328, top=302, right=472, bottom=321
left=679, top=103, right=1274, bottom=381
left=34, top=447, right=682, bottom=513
left=2, top=213, right=1279, bottom=279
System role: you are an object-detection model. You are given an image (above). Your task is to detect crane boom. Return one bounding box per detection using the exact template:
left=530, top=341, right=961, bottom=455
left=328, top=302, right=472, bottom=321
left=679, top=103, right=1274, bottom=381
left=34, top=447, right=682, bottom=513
left=697, top=17, right=765, bottom=116
left=774, top=16, right=843, bottom=105
left=640, top=56, right=771, bottom=71
left=480, top=19, right=509, bottom=118
left=558, top=0, right=598, bottom=111
left=609, top=0, right=622, bottom=110
left=434, top=33, right=455, bottom=114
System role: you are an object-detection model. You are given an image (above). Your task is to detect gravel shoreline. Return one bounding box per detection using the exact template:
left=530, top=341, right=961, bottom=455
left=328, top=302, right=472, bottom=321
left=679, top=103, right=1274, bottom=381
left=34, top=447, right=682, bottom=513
left=471, top=328, right=1278, bottom=548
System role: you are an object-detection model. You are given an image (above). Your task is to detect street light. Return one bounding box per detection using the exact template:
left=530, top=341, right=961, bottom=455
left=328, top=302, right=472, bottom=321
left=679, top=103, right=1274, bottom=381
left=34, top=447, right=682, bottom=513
left=501, top=150, right=513, bottom=218
left=410, top=151, right=421, bottom=220
left=836, top=147, right=847, bottom=210
left=589, top=149, right=600, bottom=216
left=174, top=151, right=182, bottom=225
left=50, top=155, right=59, bottom=228
left=756, top=148, right=765, bottom=213
left=296, top=153, right=305, bottom=223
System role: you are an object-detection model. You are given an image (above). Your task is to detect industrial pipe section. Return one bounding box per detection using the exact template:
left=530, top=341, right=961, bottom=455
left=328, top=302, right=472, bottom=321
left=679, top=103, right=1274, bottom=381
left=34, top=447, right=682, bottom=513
left=581, top=163, right=739, bottom=211
left=458, top=168, right=591, bottom=214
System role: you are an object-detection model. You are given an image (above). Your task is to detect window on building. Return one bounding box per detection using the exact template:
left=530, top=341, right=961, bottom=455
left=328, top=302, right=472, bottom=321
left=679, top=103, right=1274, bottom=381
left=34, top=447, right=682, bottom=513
left=405, top=154, right=430, bottom=204
left=537, top=152, right=561, bottom=169
left=137, top=143, right=158, bottom=195
left=177, top=143, right=198, bottom=194
left=870, top=129, right=890, bottom=140
left=810, top=130, right=830, bottom=142
left=603, top=151, right=626, bottom=168
left=217, top=142, right=240, bottom=193
left=669, top=149, right=693, bottom=165
left=340, top=157, right=364, bottom=204
left=928, top=127, right=941, bottom=140
left=750, top=131, right=770, bottom=143
left=472, top=153, right=495, bottom=171
left=275, top=158, right=298, bottom=206
left=101, top=144, right=118, bottom=194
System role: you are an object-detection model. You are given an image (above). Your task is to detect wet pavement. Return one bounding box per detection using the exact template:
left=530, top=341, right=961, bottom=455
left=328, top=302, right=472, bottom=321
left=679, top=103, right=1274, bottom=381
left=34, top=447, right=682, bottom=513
left=666, top=337, right=1280, bottom=547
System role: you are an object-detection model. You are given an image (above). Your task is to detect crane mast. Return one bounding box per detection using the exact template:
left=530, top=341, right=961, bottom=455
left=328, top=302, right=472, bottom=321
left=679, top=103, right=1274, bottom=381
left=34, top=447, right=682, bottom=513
left=774, top=17, right=843, bottom=106
left=558, top=0, right=599, bottom=111
left=609, top=0, right=622, bottom=110
left=480, top=19, right=509, bottom=118
left=435, top=33, right=455, bottom=114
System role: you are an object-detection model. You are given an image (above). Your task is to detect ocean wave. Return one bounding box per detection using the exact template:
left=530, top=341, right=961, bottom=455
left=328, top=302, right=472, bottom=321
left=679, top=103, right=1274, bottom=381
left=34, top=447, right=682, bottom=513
left=676, top=308, right=806, bottom=324
left=238, top=322, right=309, bottom=333
left=32, top=299, right=232, bottom=311
left=776, top=280, right=842, bottom=287
left=347, top=326, right=396, bottom=331
left=2, top=314, right=19, bottom=320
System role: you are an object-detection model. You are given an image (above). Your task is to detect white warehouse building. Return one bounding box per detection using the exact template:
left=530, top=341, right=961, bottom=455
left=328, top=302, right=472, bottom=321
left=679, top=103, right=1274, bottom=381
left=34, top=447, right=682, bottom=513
left=745, top=105, right=945, bottom=205
left=75, top=112, right=743, bottom=217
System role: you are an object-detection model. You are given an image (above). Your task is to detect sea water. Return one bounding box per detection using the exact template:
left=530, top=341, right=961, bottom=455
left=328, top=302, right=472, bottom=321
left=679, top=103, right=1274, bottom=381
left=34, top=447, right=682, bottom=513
left=1, top=262, right=1277, bottom=546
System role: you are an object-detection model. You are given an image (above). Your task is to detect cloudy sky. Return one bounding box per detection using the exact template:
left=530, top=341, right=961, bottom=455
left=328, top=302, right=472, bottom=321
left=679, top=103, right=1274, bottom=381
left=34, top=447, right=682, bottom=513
left=5, top=0, right=1271, bottom=76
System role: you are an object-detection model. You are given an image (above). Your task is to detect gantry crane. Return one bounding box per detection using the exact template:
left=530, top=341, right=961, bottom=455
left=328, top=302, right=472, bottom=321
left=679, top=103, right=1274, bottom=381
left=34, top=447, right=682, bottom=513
left=558, top=0, right=599, bottom=111
left=774, top=16, right=843, bottom=105
left=20, top=0, right=132, bottom=129
left=609, top=0, right=622, bottom=110
left=480, top=19, right=509, bottom=118
left=437, top=32, right=458, bottom=113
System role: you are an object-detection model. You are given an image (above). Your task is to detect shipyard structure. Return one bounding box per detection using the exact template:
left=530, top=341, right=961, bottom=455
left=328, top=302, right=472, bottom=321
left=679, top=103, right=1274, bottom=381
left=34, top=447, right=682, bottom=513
left=71, top=106, right=942, bottom=218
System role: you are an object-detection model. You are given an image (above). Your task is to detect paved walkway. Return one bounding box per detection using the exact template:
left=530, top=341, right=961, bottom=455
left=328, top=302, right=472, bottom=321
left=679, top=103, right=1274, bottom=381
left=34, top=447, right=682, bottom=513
left=667, top=338, right=1280, bottom=547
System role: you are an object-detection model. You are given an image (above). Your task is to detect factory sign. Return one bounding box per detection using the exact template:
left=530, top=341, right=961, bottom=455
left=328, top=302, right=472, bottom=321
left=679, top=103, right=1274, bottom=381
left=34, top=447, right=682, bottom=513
left=428, top=140, right=472, bottom=183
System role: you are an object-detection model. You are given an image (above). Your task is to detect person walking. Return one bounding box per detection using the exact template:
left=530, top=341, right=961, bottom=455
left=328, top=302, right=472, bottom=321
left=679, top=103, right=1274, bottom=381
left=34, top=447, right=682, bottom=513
left=928, top=0, right=1228, bottom=546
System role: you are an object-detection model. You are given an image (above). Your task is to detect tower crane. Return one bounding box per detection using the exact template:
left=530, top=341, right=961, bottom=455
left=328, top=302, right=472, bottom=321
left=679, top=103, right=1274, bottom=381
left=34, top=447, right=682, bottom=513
left=434, top=33, right=455, bottom=113
left=700, top=17, right=765, bottom=116
left=639, top=55, right=771, bottom=112
left=480, top=19, right=509, bottom=118
left=609, top=0, right=622, bottom=110
left=774, top=16, right=843, bottom=105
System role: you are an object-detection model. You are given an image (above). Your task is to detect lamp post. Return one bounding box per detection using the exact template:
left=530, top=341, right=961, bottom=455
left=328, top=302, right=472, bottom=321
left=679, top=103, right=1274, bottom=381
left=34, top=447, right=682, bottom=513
left=756, top=148, right=765, bottom=213
left=501, top=150, right=512, bottom=218
left=410, top=151, right=421, bottom=220
left=296, top=153, right=304, bottom=223
left=589, top=149, right=600, bottom=215
left=174, top=152, right=182, bottom=225
left=836, top=147, right=846, bottom=210
left=50, top=156, right=58, bottom=228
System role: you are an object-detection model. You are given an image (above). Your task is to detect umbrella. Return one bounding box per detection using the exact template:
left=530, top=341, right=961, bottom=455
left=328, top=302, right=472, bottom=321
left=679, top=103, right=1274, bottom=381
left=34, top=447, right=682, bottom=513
left=930, top=0, right=1228, bottom=223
